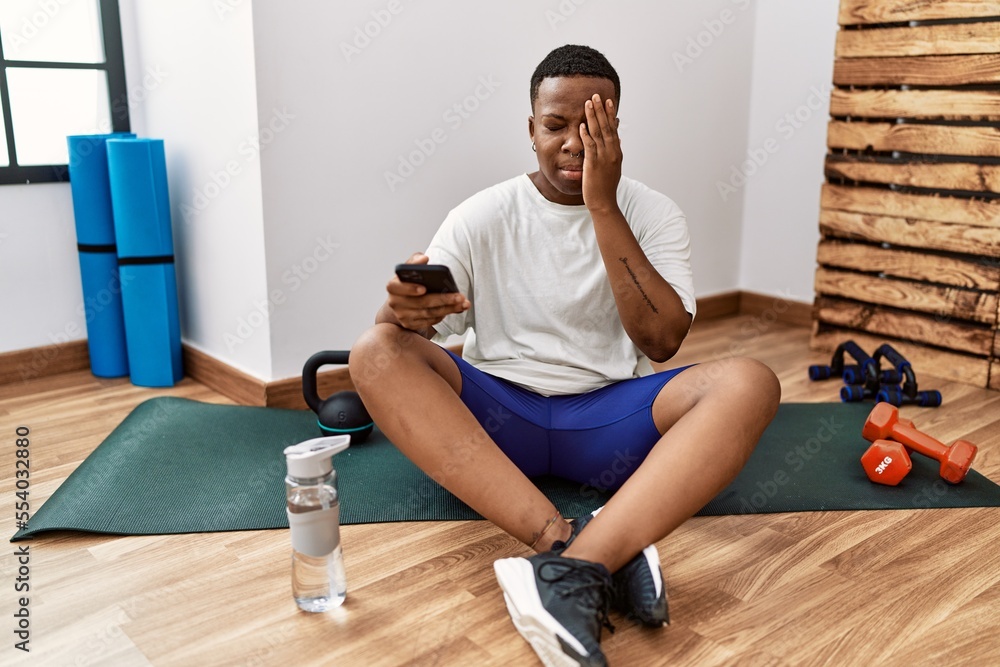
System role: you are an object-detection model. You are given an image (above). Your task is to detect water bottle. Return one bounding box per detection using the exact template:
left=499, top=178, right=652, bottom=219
left=283, top=435, right=351, bottom=612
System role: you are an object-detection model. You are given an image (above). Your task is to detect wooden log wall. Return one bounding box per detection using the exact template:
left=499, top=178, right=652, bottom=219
left=813, top=0, right=1000, bottom=388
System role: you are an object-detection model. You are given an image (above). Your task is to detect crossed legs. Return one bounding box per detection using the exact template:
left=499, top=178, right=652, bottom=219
left=350, top=323, right=570, bottom=549
left=350, top=323, right=781, bottom=568
left=561, top=354, right=780, bottom=571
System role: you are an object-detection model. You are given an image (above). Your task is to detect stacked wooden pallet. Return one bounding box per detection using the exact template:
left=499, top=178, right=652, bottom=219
left=812, top=0, right=1000, bottom=390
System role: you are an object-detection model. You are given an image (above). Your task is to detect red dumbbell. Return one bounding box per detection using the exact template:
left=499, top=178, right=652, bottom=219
left=860, top=440, right=912, bottom=486
left=861, top=403, right=978, bottom=484
left=859, top=413, right=920, bottom=486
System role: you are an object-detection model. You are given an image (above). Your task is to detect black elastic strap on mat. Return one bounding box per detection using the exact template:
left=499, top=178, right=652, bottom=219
left=118, top=255, right=174, bottom=266
left=77, top=243, right=117, bottom=254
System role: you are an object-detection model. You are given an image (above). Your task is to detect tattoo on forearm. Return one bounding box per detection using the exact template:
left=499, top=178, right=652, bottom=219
left=619, top=257, right=659, bottom=314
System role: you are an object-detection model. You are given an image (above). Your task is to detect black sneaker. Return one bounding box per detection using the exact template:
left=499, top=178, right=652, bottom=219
left=493, top=551, right=614, bottom=667
left=560, top=509, right=669, bottom=627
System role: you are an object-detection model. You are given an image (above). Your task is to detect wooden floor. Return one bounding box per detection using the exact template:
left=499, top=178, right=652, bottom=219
left=2, top=314, right=999, bottom=666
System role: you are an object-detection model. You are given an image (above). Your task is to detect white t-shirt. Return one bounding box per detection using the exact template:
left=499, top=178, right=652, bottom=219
left=428, top=173, right=696, bottom=396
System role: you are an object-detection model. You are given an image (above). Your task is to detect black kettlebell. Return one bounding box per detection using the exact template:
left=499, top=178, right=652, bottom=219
left=302, top=350, right=374, bottom=443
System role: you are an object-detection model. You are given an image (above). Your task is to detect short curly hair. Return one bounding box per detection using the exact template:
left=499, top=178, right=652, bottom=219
left=530, top=45, right=620, bottom=110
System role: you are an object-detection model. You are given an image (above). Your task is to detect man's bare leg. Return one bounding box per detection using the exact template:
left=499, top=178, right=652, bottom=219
left=561, top=357, right=780, bottom=572
left=350, top=323, right=572, bottom=550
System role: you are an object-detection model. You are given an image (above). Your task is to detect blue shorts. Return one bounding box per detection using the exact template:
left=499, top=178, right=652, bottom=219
left=445, top=350, right=692, bottom=491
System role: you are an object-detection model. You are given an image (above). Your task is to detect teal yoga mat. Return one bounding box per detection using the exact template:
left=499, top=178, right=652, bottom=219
left=66, top=133, right=136, bottom=378
left=106, top=138, right=183, bottom=387
left=12, top=397, right=1000, bottom=541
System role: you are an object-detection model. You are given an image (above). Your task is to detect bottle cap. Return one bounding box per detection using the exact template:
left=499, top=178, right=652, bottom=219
left=284, top=435, right=350, bottom=478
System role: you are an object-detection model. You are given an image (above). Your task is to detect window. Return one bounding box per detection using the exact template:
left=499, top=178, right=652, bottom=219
left=0, top=0, right=129, bottom=184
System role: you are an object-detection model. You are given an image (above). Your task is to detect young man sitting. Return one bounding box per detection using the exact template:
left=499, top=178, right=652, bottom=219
left=351, top=44, right=780, bottom=667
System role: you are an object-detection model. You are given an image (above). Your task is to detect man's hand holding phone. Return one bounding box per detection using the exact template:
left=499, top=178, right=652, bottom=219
left=387, top=253, right=470, bottom=334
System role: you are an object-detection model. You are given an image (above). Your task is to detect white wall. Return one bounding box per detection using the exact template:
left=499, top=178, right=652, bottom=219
left=0, top=183, right=82, bottom=353
left=119, top=0, right=271, bottom=379
left=738, top=0, right=840, bottom=301
left=252, top=0, right=759, bottom=379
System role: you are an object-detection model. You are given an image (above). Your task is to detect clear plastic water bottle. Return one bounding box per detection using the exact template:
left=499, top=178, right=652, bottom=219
left=284, top=435, right=351, bottom=612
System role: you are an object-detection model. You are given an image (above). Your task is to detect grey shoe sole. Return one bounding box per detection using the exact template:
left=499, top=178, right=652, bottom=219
left=493, top=557, right=607, bottom=667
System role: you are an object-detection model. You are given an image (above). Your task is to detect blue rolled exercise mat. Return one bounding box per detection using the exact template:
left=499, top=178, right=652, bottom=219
left=66, top=133, right=136, bottom=378
left=106, top=138, right=183, bottom=387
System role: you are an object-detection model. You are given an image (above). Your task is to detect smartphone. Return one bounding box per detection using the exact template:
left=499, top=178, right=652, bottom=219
left=394, top=264, right=459, bottom=293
